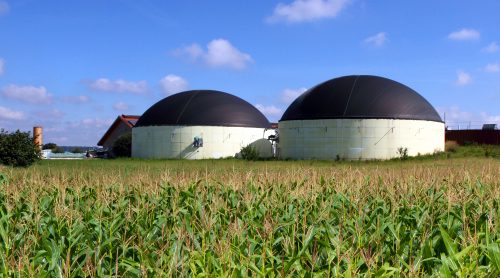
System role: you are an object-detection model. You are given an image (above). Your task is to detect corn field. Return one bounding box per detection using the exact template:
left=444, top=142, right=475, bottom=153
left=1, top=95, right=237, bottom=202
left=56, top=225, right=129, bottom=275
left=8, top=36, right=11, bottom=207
left=0, top=157, right=499, bottom=277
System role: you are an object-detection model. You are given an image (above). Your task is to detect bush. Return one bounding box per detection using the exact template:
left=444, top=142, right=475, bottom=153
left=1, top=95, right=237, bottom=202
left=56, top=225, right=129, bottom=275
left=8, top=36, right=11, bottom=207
left=112, top=133, right=132, bottom=157
left=397, top=147, right=409, bottom=160
left=42, top=142, right=57, bottom=150
left=52, top=146, right=65, bottom=153
left=445, top=141, right=459, bottom=152
left=0, top=129, right=40, bottom=167
left=240, top=144, right=259, bottom=161
left=482, top=145, right=496, bottom=158
left=71, top=147, right=84, bottom=153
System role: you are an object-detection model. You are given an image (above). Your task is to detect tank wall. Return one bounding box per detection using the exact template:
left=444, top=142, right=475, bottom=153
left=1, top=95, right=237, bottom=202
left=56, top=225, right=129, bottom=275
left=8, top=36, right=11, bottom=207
left=132, top=126, right=273, bottom=159
left=278, top=119, right=444, bottom=160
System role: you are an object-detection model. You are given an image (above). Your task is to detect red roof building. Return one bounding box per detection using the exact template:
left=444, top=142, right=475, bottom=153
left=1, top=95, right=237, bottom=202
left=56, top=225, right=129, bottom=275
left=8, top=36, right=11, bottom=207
left=97, top=115, right=140, bottom=150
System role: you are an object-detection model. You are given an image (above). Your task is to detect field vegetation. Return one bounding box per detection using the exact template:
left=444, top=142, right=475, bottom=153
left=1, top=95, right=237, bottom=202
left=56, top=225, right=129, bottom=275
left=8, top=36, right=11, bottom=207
left=0, top=146, right=499, bottom=276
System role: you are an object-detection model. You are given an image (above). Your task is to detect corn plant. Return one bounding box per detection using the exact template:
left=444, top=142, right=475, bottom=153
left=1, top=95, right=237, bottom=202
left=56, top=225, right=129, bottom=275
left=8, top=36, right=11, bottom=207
left=0, top=156, right=498, bottom=276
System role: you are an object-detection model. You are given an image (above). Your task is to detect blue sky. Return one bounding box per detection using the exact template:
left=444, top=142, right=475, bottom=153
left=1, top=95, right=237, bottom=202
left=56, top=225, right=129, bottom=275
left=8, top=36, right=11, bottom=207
left=0, top=0, right=499, bottom=146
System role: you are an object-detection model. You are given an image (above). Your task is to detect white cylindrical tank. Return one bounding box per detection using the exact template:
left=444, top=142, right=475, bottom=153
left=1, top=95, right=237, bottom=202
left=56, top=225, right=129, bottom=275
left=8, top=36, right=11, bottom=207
left=133, top=125, right=273, bottom=159
left=132, top=90, right=273, bottom=159
left=279, top=119, right=444, bottom=160
left=279, top=75, right=445, bottom=160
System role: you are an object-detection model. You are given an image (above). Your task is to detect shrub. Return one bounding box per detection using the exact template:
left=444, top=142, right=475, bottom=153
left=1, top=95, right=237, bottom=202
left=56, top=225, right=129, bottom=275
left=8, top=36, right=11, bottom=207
left=240, top=144, right=259, bottom=161
left=71, top=147, right=84, bottom=153
left=112, top=133, right=132, bottom=157
left=0, top=129, right=40, bottom=167
left=42, top=142, right=57, bottom=150
left=483, top=145, right=496, bottom=158
left=52, top=146, right=65, bottom=153
left=397, top=147, right=409, bottom=160
left=445, top=141, right=459, bottom=152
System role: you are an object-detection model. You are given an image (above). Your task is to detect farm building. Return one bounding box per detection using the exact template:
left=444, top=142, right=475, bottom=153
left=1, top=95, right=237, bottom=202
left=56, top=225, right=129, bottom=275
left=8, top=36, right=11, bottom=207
left=97, top=114, right=140, bottom=154
left=132, top=90, right=274, bottom=159
left=278, top=75, right=444, bottom=160
left=445, top=124, right=500, bottom=145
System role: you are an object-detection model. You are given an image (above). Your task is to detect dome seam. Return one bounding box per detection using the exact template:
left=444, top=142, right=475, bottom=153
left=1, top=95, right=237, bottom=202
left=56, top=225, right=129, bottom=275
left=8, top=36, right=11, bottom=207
left=343, top=75, right=360, bottom=116
left=175, top=91, right=198, bottom=125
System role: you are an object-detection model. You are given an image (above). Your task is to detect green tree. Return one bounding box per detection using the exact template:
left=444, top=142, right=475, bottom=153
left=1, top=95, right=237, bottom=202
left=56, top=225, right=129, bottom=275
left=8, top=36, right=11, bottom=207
left=112, top=133, right=132, bottom=157
left=71, top=147, right=84, bottom=153
left=52, top=146, right=65, bottom=153
left=0, top=129, right=41, bottom=167
left=42, top=142, right=57, bottom=150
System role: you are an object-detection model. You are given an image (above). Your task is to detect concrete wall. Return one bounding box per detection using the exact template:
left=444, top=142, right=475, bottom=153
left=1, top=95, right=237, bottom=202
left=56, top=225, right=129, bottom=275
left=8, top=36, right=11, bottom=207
left=132, top=125, right=273, bottom=159
left=278, top=119, right=444, bottom=160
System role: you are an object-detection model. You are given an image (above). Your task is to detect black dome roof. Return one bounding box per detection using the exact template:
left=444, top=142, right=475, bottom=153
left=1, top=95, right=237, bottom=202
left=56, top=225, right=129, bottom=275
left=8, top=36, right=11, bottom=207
left=135, top=90, right=270, bottom=128
left=280, top=75, right=442, bottom=122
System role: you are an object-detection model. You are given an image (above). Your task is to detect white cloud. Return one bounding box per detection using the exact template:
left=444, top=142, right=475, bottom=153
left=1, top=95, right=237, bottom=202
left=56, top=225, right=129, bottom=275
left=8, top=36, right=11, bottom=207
left=50, top=136, right=69, bottom=144
left=205, top=39, right=252, bottom=69
left=113, top=101, right=129, bottom=111
left=448, top=28, right=480, bottom=41
left=160, top=74, right=188, bottom=95
left=364, top=32, right=388, bottom=47
left=42, top=117, right=114, bottom=145
left=267, top=0, right=350, bottom=23
left=0, top=1, right=9, bottom=15
left=482, top=42, right=499, bottom=53
left=484, top=63, right=500, bottom=73
left=437, top=106, right=500, bottom=129
left=181, top=44, right=204, bottom=61
left=74, top=118, right=113, bottom=129
left=88, top=78, right=148, bottom=94
left=0, top=106, right=25, bottom=120
left=0, top=58, right=4, bottom=75
left=36, top=109, right=65, bottom=119
left=61, top=95, right=90, bottom=104
left=437, top=106, right=472, bottom=123
left=175, top=39, right=253, bottom=70
left=1, top=84, right=53, bottom=104
left=455, top=70, right=472, bottom=86
left=480, top=112, right=500, bottom=123
left=281, top=87, right=307, bottom=104
left=255, top=104, right=283, bottom=117
left=0, top=114, right=117, bottom=146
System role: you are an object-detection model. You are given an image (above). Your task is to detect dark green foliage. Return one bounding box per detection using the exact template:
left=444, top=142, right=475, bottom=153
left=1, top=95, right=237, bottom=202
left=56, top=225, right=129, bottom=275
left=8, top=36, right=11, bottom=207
left=405, top=145, right=499, bottom=161
left=0, top=177, right=497, bottom=276
left=71, top=147, right=84, bottom=153
left=0, top=148, right=498, bottom=276
left=42, top=142, right=57, bottom=150
left=240, top=144, right=259, bottom=160
left=397, top=147, right=409, bottom=160
left=0, top=173, right=6, bottom=186
left=0, top=129, right=40, bottom=167
left=51, top=146, right=65, bottom=153
left=483, top=145, right=495, bottom=157
left=112, top=133, right=132, bottom=157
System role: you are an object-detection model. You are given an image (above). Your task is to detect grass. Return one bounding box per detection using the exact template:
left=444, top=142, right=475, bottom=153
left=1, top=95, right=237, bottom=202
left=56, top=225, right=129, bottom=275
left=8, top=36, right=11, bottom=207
left=0, top=146, right=499, bottom=276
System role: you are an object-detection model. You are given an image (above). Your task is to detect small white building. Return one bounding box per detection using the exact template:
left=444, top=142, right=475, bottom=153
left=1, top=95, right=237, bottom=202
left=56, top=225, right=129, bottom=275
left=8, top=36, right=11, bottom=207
left=132, top=90, right=274, bottom=159
left=278, top=75, right=445, bottom=160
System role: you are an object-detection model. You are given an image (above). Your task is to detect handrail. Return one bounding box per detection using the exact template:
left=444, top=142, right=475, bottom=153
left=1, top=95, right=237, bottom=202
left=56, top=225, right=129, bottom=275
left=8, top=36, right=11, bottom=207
left=374, top=127, right=394, bottom=146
